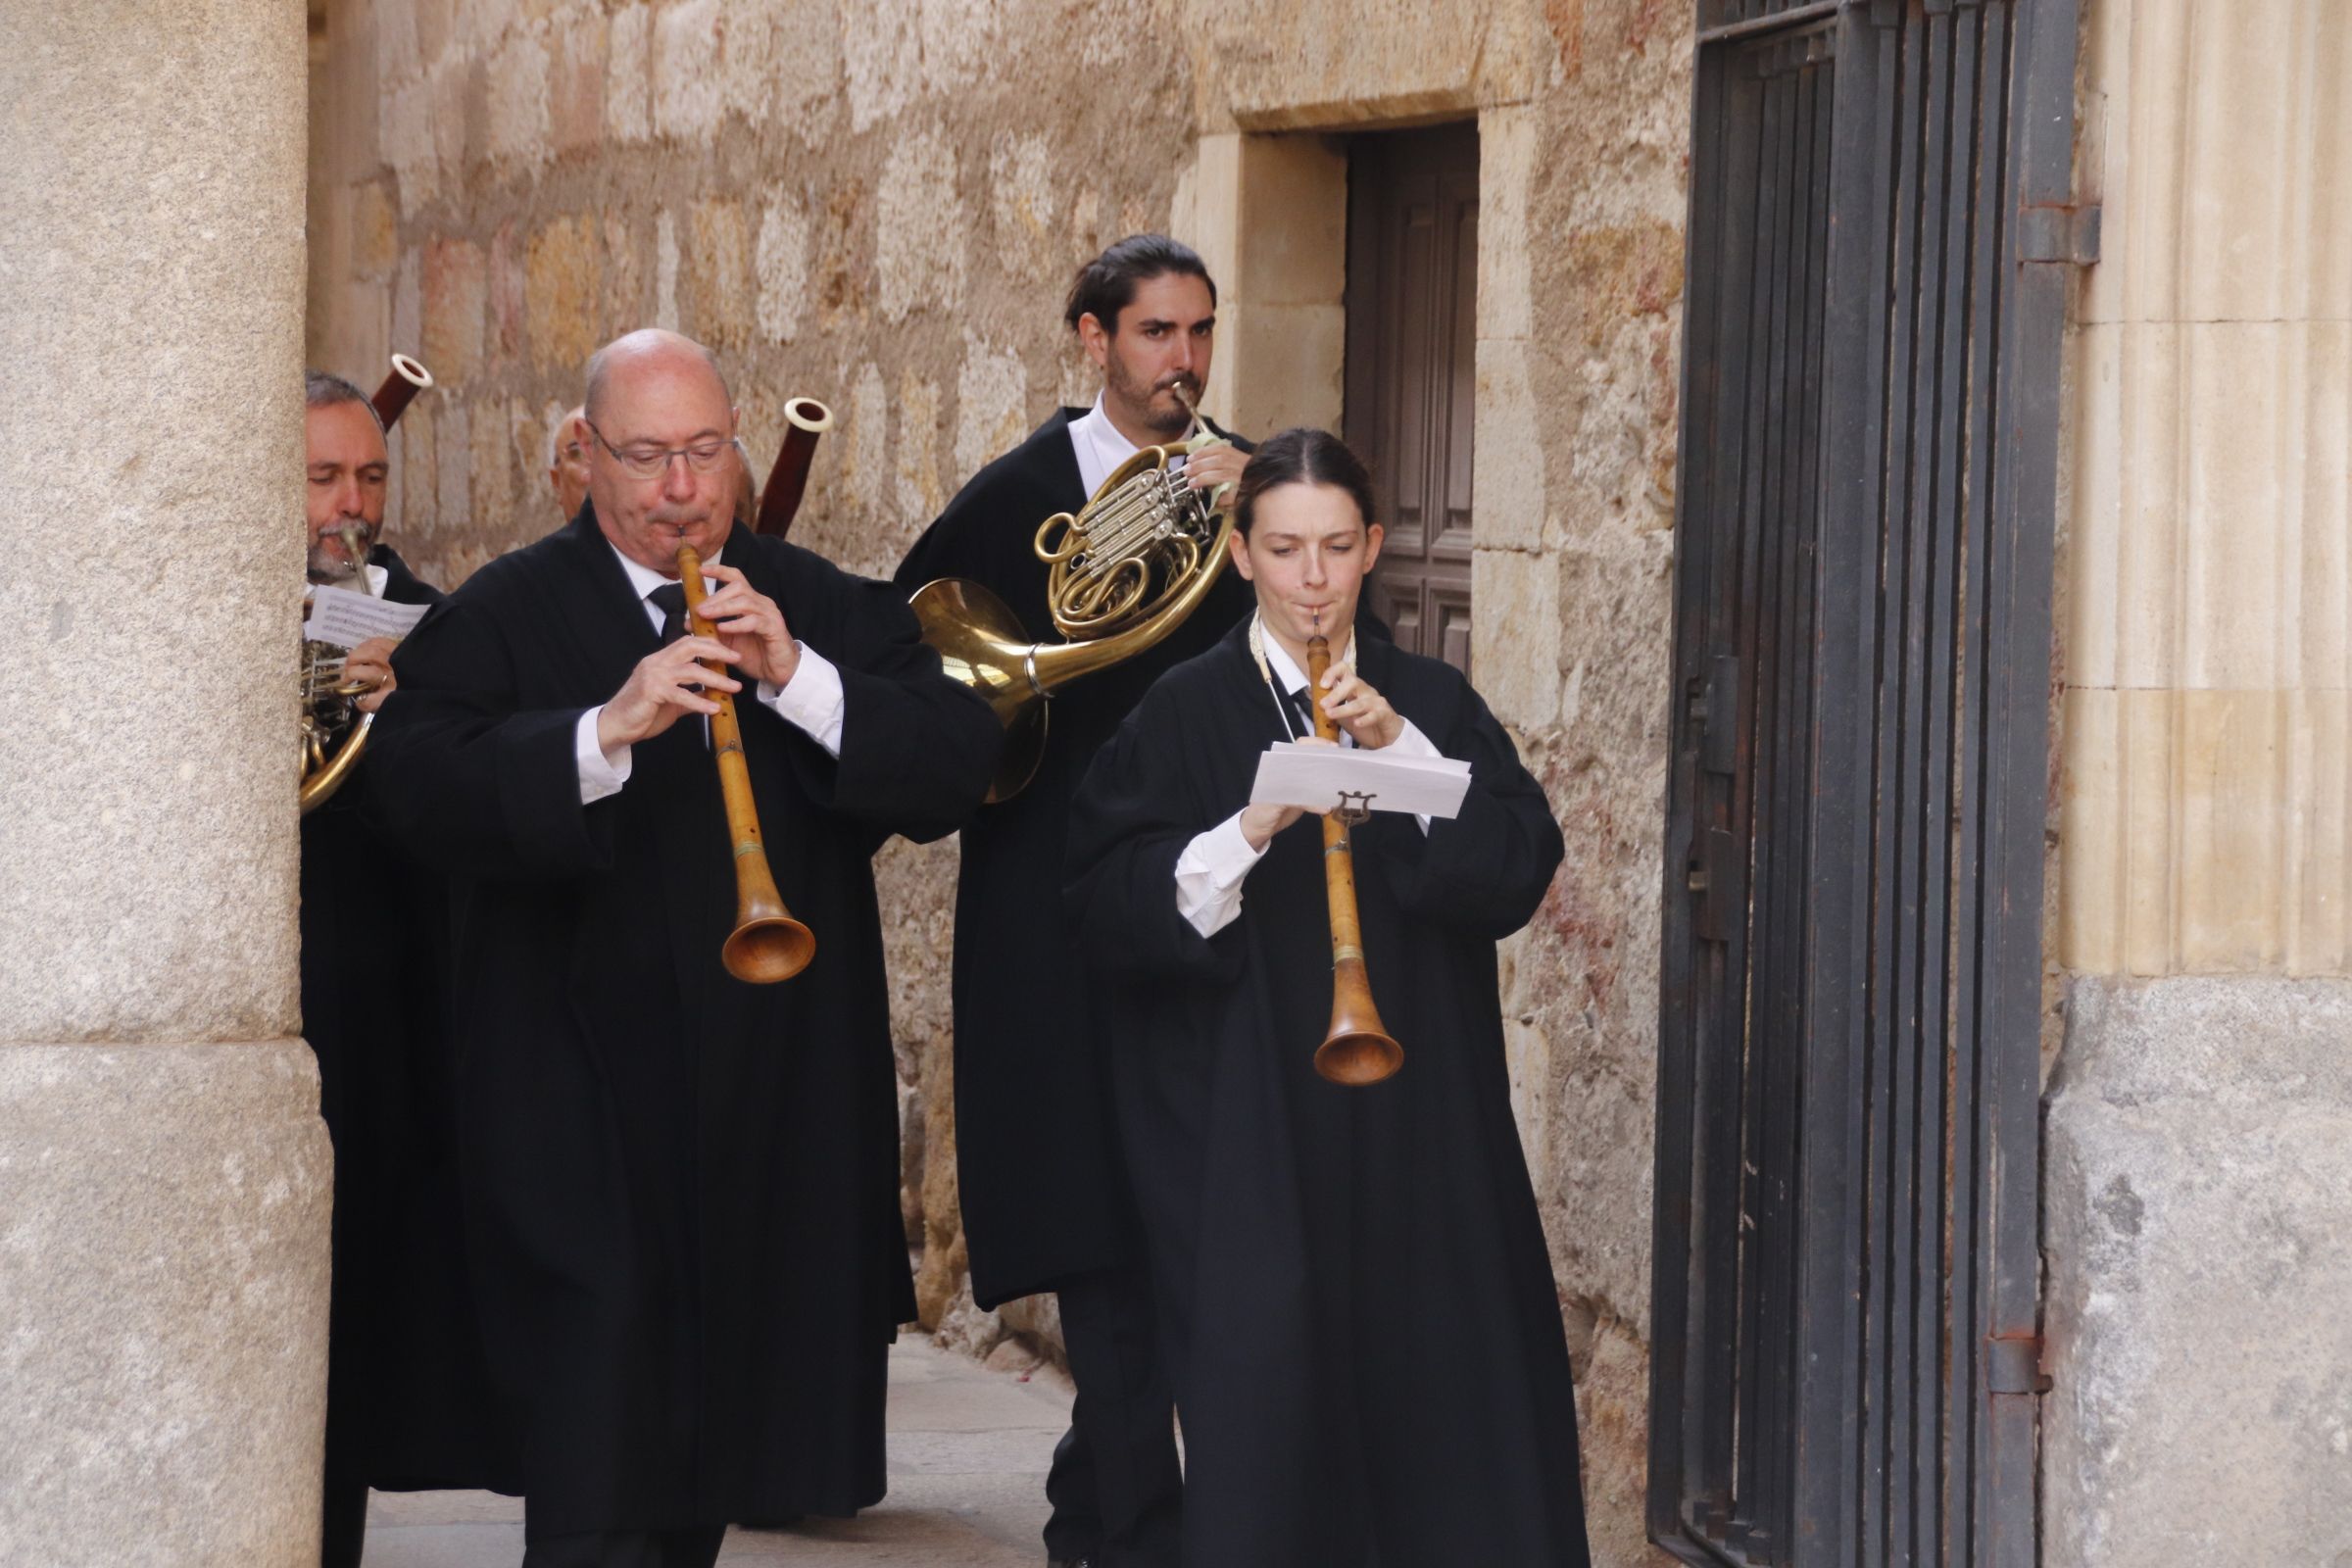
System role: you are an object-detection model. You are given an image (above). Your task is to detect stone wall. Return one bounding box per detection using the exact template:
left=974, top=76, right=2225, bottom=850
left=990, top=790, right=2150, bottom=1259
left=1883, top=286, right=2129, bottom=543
left=2047, top=4, right=2352, bottom=1561
left=307, top=3, right=1692, bottom=1560
left=2045, top=976, right=2352, bottom=1567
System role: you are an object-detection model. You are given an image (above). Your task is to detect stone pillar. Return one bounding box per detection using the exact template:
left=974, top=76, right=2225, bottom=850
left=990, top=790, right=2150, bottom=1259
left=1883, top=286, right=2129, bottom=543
left=0, top=3, right=331, bottom=1565
left=2050, top=3, right=2352, bottom=1563
left=1172, top=130, right=1348, bottom=442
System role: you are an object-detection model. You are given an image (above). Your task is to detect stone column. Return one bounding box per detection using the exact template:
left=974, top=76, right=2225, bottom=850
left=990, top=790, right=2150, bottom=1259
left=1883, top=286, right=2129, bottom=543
left=0, top=3, right=331, bottom=1565
left=1172, top=130, right=1349, bottom=442
left=2050, top=3, right=2352, bottom=1563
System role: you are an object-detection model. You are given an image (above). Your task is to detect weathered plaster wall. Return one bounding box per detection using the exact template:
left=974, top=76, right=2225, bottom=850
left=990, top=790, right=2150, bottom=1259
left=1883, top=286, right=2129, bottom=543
left=308, top=3, right=1690, bottom=1559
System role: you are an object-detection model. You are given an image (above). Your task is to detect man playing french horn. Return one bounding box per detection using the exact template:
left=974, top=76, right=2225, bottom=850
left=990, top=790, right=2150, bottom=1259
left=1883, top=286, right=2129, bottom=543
left=300, top=370, right=505, bottom=1568
left=305, top=372, right=420, bottom=712
left=894, top=235, right=1254, bottom=1568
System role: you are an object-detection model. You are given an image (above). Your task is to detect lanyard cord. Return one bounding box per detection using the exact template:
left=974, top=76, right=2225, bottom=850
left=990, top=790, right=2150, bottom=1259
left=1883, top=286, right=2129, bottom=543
left=1248, top=612, right=1352, bottom=745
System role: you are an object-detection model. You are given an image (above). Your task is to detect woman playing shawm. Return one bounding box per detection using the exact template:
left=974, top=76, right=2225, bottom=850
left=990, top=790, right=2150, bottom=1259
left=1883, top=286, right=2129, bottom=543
left=1066, top=427, right=1592, bottom=1566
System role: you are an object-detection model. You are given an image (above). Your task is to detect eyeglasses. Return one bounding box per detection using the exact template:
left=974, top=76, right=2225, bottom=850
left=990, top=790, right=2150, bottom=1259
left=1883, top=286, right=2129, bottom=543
left=583, top=419, right=733, bottom=480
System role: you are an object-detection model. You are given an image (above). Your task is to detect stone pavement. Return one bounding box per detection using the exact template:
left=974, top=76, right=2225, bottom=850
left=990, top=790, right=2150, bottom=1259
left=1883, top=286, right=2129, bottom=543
left=359, top=1334, right=1067, bottom=1567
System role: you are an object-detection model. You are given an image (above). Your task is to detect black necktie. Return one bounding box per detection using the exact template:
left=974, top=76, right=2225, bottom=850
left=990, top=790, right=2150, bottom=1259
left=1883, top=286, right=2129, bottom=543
left=1287, top=685, right=1319, bottom=737
left=649, top=582, right=688, bottom=645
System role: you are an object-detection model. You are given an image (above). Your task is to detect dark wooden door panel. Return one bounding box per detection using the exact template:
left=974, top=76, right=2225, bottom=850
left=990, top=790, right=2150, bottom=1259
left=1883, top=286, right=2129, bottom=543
left=1345, top=121, right=1477, bottom=675
left=1431, top=581, right=1472, bottom=672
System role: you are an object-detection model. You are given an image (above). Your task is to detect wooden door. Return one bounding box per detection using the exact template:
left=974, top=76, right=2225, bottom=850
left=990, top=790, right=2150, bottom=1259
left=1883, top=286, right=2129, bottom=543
left=1344, top=121, right=1478, bottom=673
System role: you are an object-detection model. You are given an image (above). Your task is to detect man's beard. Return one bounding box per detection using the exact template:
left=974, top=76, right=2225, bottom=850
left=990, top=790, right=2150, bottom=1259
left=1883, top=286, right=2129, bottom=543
left=307, top=519, right=373, bottom=585
left=1108, top=357, right=1196, bottom=440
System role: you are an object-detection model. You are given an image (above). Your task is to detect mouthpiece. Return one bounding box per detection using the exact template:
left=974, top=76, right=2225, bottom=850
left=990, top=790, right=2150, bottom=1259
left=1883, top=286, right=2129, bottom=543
left=1172, top=381, right=1201, bottom=438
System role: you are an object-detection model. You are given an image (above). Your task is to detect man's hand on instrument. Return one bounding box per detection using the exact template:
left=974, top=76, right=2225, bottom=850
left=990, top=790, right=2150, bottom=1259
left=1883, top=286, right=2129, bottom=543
left=1183, top=442, right=1248, bottom=510
left=346, top=636, right=401, bottom=712
left=1316, top=663, right=1403, bottom=751
left=597, top=636, right=742, bottom=753
left=694, top=564, right=801, bottom=688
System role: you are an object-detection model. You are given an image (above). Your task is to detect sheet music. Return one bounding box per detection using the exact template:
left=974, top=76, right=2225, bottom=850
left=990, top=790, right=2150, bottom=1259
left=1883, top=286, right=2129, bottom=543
left=1248, top=741, right=1471, bottom=819
left=304, top=584, right=430, bottom=648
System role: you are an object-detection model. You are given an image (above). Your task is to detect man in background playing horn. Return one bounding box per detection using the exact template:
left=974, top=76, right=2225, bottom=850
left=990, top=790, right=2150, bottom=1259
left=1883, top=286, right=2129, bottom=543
left=302, top=371, right=506, bottom=1567
left=308, top=370, right=430, bottom=711
left=894, top=235, right=1254, bottom=1568
left=370, top=329, right=1000, bottom=1568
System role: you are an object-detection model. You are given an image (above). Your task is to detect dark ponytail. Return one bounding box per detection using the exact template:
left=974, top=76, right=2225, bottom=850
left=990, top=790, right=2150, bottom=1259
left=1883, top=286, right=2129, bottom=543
left=1233, top=427, right=1378, bottom=537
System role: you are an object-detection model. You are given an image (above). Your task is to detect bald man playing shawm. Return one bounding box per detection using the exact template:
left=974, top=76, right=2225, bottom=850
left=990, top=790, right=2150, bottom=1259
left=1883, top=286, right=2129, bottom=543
left=370, top=330, right=1002, bottom=1568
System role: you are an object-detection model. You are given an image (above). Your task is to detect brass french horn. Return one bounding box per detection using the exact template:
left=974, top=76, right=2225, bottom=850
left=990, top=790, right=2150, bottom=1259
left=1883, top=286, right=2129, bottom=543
left=300, top=354, right=433, bottom=815
left=909, top=389, right=1235, bottom=801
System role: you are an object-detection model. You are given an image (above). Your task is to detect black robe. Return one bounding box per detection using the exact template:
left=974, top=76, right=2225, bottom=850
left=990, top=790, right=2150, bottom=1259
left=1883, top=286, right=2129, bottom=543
left=368, top=509, right=1001, bottom=1538
left=893, top=408, right=1255, bottom=1307
left=301, top=546, right=512, bottom=1494
left=1065, top=620, right=1591, bottom=1567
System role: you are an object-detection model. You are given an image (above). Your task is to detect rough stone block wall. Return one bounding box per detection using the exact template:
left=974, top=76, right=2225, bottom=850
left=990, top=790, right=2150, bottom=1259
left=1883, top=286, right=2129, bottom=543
left=307, top=3, right=1691, bottom=1561
left=308, top=0, right=1208, bottom=1363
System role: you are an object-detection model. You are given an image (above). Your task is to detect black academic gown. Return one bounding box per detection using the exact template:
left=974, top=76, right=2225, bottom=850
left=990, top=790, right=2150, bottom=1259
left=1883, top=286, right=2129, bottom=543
left=1065, top=620, right=1592, bottom=1568
left=368, top=509, right=1001, bottom=1539
left=893, top=408, right=1254, bottom=1308
left=301, top=547, right=512, bottom=1504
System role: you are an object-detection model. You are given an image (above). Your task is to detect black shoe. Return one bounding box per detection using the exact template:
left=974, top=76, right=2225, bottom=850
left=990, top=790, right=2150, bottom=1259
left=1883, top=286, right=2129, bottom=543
left=1048, top=1558, right=1097, bottom=1567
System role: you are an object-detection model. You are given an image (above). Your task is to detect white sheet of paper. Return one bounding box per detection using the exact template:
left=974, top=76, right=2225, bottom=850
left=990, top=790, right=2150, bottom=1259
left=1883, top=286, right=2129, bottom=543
left=304, top=584, right=429, bottom=648
left=1248, top=742, right=1471, bottom=819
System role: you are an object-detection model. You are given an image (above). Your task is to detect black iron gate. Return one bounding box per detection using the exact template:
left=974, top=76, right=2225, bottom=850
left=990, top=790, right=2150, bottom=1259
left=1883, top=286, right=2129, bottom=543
left=1649, top=2, right=2081, bottom=1564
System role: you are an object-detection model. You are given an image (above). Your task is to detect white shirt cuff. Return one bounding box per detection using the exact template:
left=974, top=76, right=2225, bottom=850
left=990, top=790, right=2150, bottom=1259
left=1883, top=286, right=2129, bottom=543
left=1385, top=718, right=1440, bottom=761
left=758, top=642, right=844, bottom=759
left=1175, top=811, right=1268, bottom=938
left=1384, top=718, right=1440, bottom=834
left=576, top=706, right=631, bottom=804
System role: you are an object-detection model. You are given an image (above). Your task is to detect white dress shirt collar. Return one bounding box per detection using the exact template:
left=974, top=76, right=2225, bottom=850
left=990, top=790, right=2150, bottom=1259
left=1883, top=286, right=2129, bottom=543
left=608, top=538, right=720, bottom=607
left=1256, top=612, right=1353, bottom=700
left=572, top=536, right=849, bottom=801
left=1066, top=393, right=1144, bottom=500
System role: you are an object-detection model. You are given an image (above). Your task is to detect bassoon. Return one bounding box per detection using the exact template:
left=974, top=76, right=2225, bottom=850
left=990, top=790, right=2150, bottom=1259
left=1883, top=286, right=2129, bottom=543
left=1306, top=631, right=1404, bottom=1085
left=755, top=398, right=834, bottom=537
left=370, top=353, right=434, bottom=430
